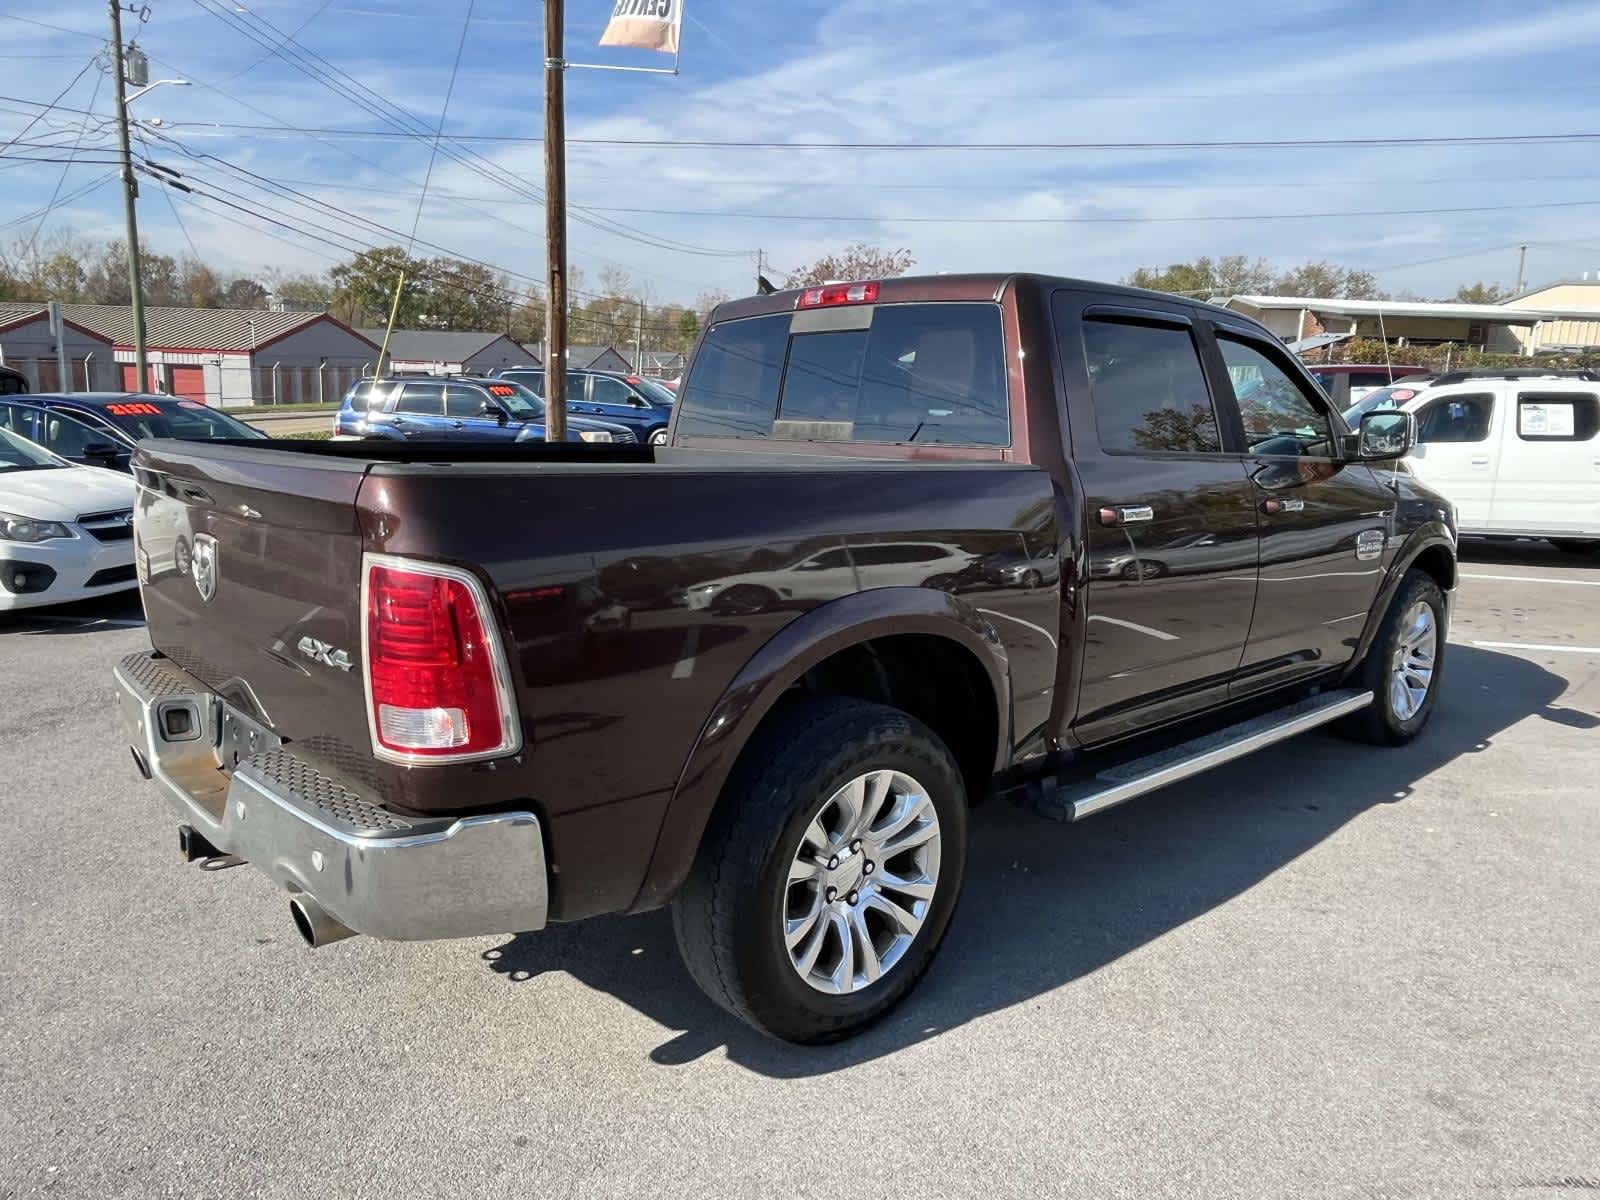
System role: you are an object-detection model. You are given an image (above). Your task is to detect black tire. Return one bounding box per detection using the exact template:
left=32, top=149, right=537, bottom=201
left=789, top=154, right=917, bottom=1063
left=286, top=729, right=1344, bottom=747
left=1020, top=568, right=1043, bottom=589
left=1549, top=538, right=1599, bottom=555
left=649, top=428, right=669, bottom=446
left=671, top=696, right=968, bottom=1043
left=1340, top=569, right=1448, bottom=745
left=710, top=584, right=779, bottom=616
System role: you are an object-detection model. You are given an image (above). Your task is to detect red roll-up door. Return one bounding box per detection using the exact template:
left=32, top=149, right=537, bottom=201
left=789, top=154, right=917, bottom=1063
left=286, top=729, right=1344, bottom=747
left=121, top=364, right=139, bottom=391
left=169, top=365, right=206, bottom=403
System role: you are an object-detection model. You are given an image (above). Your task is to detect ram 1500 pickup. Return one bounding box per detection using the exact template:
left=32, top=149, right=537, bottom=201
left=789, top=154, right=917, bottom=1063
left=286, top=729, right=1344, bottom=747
left=115, top=274, right=1456, bottom=1043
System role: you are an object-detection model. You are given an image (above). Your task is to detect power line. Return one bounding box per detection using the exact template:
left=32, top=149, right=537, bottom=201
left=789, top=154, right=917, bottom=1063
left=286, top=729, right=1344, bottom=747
left=181, top=0, right=748, bottom=259
left=160, top=121, right=1600, bottom=152
left=574, top=197, right=1600, bottom=226
left=0, top=56, right=97, bottom=157
left=213, top=0, right=338, bottom=85
left=0, top=171, right=116, bottom=232
left=25, top=64, right=107, bottom=254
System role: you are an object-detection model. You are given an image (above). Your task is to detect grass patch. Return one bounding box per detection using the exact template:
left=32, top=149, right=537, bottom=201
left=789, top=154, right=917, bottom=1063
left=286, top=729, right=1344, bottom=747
left=231, top=401, right=339, bottom=414
left=271, top=429, right=335, bottom=440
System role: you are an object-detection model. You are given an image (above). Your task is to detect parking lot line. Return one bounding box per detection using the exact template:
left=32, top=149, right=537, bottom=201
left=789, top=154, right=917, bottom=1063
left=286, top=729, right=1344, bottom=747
left=1471, top=639, right=1600, bottom=655
left=1461, top=572, right=1600, bottom=587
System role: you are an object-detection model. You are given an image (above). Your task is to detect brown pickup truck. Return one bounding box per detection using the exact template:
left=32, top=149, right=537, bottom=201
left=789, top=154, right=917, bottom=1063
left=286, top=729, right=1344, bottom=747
left=115, top=274, right=1456, bottom=1042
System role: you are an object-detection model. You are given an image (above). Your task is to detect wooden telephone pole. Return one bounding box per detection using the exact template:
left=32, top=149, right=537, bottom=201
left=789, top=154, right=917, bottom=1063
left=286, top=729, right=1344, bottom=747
left=542, top=0, right=568, bottom=442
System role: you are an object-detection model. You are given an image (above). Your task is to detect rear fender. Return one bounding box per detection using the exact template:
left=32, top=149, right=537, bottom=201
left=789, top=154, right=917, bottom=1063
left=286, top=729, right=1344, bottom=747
left=628, top=587, right=1011, bottom=912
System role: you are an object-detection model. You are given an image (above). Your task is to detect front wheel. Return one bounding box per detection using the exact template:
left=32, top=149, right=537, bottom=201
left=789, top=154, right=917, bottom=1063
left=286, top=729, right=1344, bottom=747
left=672, top=697, right=968, bottom=1043
left=1341, top=569, right=1447, bottom=745
left=649, top=428, right=669, bottom=446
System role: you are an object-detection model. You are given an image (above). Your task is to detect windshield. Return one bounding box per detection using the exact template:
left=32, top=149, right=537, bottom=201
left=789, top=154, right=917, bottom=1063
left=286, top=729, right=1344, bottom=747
left=485, top=381, right=544, bottom=419
left=633, top=378, right=676, bottom=406
left=0, top=426, right=66, bottom=471
left=1343, top=385, right=1420, bottom=425
left=95, top=398, right=267, bottom=440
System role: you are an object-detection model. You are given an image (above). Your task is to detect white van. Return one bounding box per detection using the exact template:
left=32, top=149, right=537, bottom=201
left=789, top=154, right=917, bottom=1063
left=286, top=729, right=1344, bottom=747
left=1373, top=371, right=1600, bottom=550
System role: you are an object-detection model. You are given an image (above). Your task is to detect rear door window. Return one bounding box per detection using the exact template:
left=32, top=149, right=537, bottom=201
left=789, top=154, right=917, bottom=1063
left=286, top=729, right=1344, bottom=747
left=590, top=376, right=636, bottom=407
left=444, top=384, right=486, bottom=419
left=1081, top=318, right=1220, bottom=453
left=1417, top=393, right=1493, bottom=443
left=394, top=382, right=444, bottom=415
left=675, top=304, right=1008, bottom=445
left=1515, top=392, right=1599, bottom=441
left=345, top=381, right=374, bottom=413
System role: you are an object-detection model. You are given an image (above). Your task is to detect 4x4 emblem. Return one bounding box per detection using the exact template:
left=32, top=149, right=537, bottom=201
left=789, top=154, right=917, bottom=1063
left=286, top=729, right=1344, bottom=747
left=298, top=636, right=353, bottom=672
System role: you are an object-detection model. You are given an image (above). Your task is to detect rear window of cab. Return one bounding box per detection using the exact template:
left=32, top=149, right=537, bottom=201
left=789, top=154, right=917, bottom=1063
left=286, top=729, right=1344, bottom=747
left=675, top=303, right=1009, bottom=447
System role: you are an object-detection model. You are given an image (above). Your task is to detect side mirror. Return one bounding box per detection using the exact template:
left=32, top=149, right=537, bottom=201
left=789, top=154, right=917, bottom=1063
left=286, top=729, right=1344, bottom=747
left=1354, top=410, right=1415, bottom=460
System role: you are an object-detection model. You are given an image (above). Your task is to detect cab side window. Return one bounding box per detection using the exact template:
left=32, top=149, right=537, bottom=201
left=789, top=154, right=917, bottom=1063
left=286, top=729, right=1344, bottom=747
left=1217, top=335, right=1335, bottom=457
left=1081, top=317, right=1220, bottom=453
left=1416, top=393, right=1493, bottom=443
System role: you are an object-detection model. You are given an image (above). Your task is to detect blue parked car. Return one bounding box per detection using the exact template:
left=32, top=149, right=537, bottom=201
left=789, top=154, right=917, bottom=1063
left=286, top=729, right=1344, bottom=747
left=493, top=368, right=675, bottom=446
left=12, top=392, right=269, bottom=444
left=334, top=376, right=633, bottom=443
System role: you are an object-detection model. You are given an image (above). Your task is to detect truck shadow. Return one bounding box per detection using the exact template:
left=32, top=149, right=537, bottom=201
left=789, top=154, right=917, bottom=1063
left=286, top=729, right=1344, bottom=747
left=481, top=644, right=1579, bottom=1077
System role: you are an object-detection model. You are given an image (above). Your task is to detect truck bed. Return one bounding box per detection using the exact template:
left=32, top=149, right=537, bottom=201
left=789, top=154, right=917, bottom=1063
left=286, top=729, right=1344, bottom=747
left=130, top=436, right=1061, bottom=920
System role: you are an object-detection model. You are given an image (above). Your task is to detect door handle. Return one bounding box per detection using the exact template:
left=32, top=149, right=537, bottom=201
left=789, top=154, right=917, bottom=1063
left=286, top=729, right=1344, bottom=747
left=451, top=421, right=464, bottom=428
left=1262, top=497, right=1305, bottom=515
left=1470, top=456, right=1490, bottom=467
left=1098, top=504, right=1154, bottom=527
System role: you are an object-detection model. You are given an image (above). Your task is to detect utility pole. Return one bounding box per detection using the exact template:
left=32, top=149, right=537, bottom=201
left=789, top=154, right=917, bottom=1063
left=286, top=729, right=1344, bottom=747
left=541, top=0, right=568, bottom=442
left=756, top=248, right=764, bottom=293
left=633, top=298, right=644, bottom=372
left=107, top=0, right=148, bottom=393
left=1515, top=244, right=1528, bottom=295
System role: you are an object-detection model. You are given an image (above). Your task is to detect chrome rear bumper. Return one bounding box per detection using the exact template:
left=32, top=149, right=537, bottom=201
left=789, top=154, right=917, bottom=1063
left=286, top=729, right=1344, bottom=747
left=115, top=650, right=548, bottom=940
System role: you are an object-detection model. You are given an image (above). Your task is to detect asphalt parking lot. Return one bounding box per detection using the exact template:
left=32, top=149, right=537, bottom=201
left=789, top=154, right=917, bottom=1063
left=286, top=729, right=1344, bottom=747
left=2, top=539, right=1597, bottom=1200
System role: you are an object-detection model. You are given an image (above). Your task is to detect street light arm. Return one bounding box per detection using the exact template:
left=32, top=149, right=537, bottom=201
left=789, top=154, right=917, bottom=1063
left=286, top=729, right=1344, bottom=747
left=124, top=78, right=189, bottom=106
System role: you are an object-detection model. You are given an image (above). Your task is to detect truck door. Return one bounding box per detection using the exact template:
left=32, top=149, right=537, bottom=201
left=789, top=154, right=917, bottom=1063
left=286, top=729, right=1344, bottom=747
left=1406, top=388, right=1499, bottom=530
left=1485, top=389, right=1600, bottom=536
left=1055, top=297, right=1262, bottom=744
left=1209, top=323, right=1392, bottom=697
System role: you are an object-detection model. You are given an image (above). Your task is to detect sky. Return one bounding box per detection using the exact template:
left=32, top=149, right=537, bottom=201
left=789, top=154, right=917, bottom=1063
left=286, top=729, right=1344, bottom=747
left=4, top=0, right=1600, bottom=307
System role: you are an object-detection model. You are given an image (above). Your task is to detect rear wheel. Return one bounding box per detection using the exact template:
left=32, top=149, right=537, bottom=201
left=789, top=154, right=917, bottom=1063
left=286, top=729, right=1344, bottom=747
left=1341, top=569, right=1447, bottom=745
left=672, top=697, right=968, bottom=1043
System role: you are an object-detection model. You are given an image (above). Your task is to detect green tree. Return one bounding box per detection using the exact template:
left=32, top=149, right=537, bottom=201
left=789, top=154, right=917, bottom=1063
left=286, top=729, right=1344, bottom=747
left=1271, top=260, right=1380, bottom=299
left=220, top=277, right=269, bottom=309
left=328, top=246, right=421, bottom=326
left=1454, top=281, right=1510, bottom=304
left=1123, top=254, right=1271, bottom=298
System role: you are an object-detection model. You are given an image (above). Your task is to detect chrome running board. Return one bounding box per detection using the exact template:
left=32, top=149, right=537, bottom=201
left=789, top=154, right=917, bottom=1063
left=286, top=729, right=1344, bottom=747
left=1035, top=689, right=1375, bottom=822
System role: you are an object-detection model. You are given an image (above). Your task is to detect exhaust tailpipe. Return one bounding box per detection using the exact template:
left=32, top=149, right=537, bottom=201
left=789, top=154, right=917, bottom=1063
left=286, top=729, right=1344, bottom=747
left=289, top=895, right=357, bottom=948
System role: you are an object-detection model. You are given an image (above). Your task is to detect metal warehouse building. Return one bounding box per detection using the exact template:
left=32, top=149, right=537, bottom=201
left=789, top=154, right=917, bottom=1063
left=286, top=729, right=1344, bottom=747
left=359, top=329, right=540, bottom=376
left=0, top=303, right=382, bottom=407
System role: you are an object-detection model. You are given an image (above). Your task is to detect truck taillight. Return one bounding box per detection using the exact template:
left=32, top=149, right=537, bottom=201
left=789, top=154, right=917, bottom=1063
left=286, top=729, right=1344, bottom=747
left=361, top=555, right=521, bottom=764
left=796, top=282, right=878, bottom=309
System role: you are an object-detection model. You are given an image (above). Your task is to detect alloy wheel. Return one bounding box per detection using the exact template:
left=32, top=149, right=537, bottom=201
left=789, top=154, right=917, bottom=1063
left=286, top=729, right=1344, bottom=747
left=781, top=770, right=942, bottom=995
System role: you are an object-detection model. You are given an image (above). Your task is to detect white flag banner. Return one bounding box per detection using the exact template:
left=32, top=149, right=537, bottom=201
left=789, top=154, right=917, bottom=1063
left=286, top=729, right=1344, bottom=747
left=599, top=0, right=683, bottom=54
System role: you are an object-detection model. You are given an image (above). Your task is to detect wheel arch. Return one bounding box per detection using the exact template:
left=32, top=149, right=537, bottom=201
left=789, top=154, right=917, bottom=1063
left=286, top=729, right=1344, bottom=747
left=629, top=587, right=1011, bottom=912
left=1344, top=524, right=1457, bottom=676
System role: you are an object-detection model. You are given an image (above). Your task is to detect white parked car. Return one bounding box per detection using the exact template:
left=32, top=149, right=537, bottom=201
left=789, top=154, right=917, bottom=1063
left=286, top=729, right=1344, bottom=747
left=0, top=427, right=139, bottom=610
left=1354, top=370, right=1600, bottom=550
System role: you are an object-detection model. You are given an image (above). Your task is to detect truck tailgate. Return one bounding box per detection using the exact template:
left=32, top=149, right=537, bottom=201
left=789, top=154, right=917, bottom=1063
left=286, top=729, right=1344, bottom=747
left=133, top=441, right=372, bottom=773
